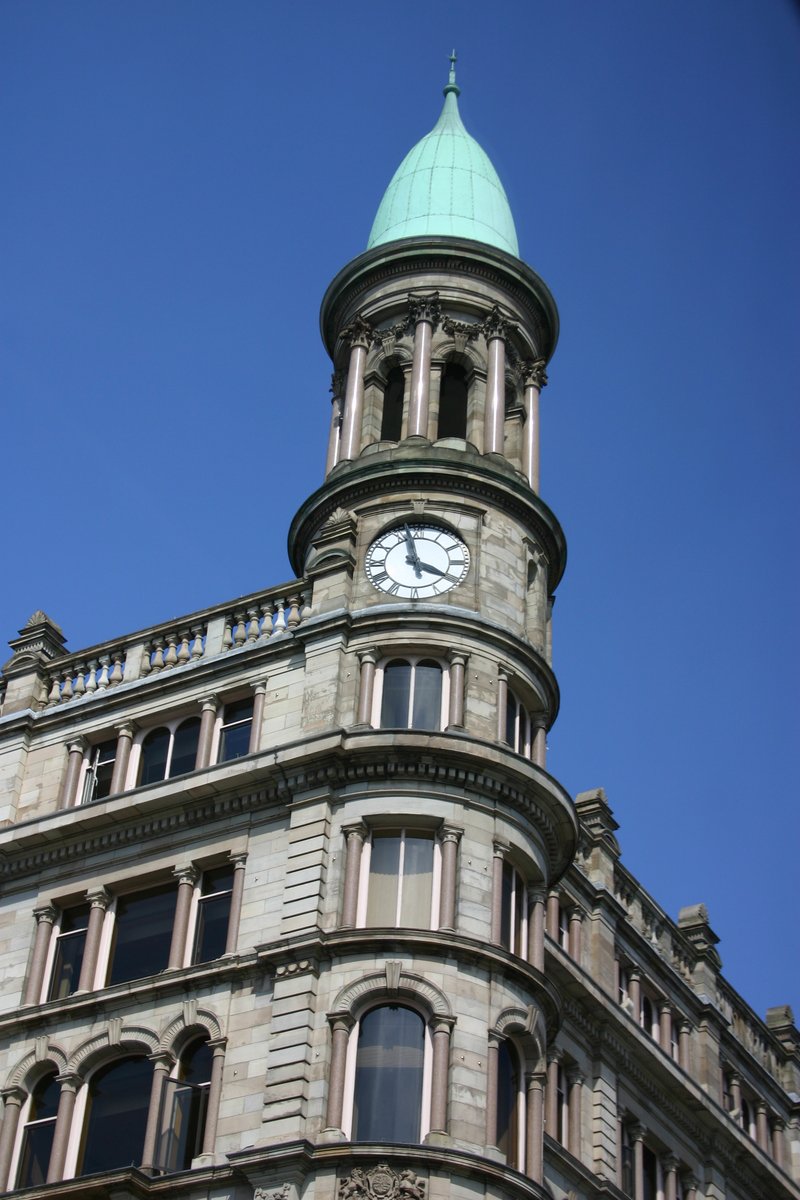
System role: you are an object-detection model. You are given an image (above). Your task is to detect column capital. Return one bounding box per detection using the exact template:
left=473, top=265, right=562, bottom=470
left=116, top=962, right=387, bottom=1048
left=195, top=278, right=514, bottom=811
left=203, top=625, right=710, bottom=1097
left=628, top=966, right=642, bottom=981
left=525, top=1069, right=546, bottom=1090
left=85, top=886, right=111, bottom=911
left=208, top=1037, right=228, bottom=1055
left=66, top=736, right=88, bottom=755
left=566, top=1065, right=585, bottom=1087
left=357, top=645, right=381, bottom=666
left=55, top=1072, right=83, bottom=1094
left=33, top=903, right=58, bottom=925
left=658, top=998, right=673, bottom=1014
left=630, top=1121, right=647, bottom=1143
left=492, top=838, right=510, bottom=859
left=198, top=694, right=219, bottom=713
left=771, top=1116, right=786, bottom=1132
left=228, top=850, right=249, bottom=869
left=663, top=1153, right=679, bottom=1172
left=528, top=886, right=547, bottom=906
left=521, top=357, right=548, bottom=389
left=147, top=1050, right=176, bottom=1072
left=447, top=649, right=468, bottom=667
left=546, top=1046, right=563, bottom=1065
left=342, top=820, right=369, bottom=845
left=678, top=1017, right=693, bottom=1033
left=408, top=290, right=441, bottom=328
left=430, top=1015, right=456, bottom=1035
left=113, top=719, right=137, bottom=739
left=172, top=863, right=200, bottom=887
left=341, top=313, right=373, bottom=350
left=251, top=679, right=268, bottom=697
left=327, top=1010, right=356, bottom=1035
left=0, top=1086, right=26, bottom=1108
left=438, top=824, right=463, bottom=846
left=482, top=303, right=516, bottom=341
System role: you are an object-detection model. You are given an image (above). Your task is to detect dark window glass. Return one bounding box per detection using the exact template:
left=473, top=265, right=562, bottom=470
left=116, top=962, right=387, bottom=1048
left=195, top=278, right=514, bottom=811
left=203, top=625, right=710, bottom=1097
left=505, top=693, right=518, bottom=748
left=620, top=1129, right=633, bottom=1196
left=170, top=717, right=201, bottom=778
left=496, top=1040, right=519, bottom=1166
left=17, top=1074, right=60, bottom=1188
left=155, top=1040, right=212, bottom=1172
left=108, top=884, right=177, bottom=985
left=353, top=1005, right=424, bottom=1142
left=380, top=660, right=412, bottom=727
left=140, top=727, right=170, bottom=785
left=82, top=739, right=117, bottom=803
left=556, top=1065, right=566, bottom=1143
left=218, top=699, right=253, bottom=763
left=642, top=1145, right=658, bottom=1200
left=411, top=660, right=442, bottom=729
left=80, top=1057, right=151, bottom=1174
left=49, top=905, right=90, bottom=1000
left=193, top=866, right=234, bottom=963
left=500, top=861, right=524, bottom=954
left=641, top=994, right=653, bottom=1035
left=438, top=363, right=468, bottom=439
left=381, top=367, right=404, bottom=441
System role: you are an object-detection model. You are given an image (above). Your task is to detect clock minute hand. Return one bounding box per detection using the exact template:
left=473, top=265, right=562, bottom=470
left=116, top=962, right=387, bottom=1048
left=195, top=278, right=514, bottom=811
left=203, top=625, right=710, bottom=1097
left=403, top=525, right=423, bottom=577
left=417, top=559, right=457, bottom=581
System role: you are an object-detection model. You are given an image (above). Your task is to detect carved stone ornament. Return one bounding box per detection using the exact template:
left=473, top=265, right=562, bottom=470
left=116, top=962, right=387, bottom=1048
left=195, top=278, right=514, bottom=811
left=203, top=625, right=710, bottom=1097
left=341, top=314, right=374, bottom=349
left=338, top=1164, right=426, bottom=1200
left=254, top=1185, right=290, bottom=1200
left=482, top=303, right=517, bottom=341
left=441, top=315, right=480, bottom=354
left=330, top=371, right=345, bottom=396
left=521, top=357, right=548, bottom=390
left=408, top=291, right=441, bottom=328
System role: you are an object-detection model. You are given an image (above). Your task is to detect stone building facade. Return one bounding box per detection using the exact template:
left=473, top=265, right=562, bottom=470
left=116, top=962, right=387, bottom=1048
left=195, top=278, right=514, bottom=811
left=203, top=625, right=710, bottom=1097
left=0, top=65, right=797, bottom=1200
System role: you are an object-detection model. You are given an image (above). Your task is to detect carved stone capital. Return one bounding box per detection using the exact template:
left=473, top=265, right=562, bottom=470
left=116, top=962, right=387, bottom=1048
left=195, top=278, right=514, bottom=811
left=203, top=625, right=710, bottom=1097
left=482, top=303, right=516, bottom=342
left=85, top=886, right=111, bottom=911
left=408, top=291, right=441, bottom=328
left=33, top=904, right=58, bottom=926
left=342, top=314, right=374, bottom=350
left=521, top=357, right=548, bottom=389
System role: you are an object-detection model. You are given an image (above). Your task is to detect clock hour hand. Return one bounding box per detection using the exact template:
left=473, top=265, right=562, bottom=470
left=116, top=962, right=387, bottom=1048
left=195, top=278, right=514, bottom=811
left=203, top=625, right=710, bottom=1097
left=403, top=525, right=423, bottom=577
left=417, top=559, right=457, bottom=581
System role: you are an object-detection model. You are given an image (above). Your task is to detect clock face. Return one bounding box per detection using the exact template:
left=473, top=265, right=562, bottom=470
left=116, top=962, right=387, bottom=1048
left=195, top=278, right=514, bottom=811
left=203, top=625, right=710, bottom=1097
left=365, top=524, right=470, bottom=599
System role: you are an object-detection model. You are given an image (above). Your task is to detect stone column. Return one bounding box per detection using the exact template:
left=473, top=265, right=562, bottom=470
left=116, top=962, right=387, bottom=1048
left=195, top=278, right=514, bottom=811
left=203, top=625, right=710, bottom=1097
left=678, top=1020, right=692, bottom=1071
left=195, top=696, right=219, bottom=770
left=248, top=681, right=267, bottom=754
left=57, top=737, right=87, bottom=810
left=496, top=671, right=508, bottom=742
left=730, top=1071, right=742, bottom=1119
left=490, top=841, right=506, bottom=943
left=632, top=1122, right=646, bottom=1200
left=429, top=1018, right=452, bottom=1134
left=447, top=652, right=466, bottom=728
left=483, top=306, right=511, bottom=454
left=616, top=1107, right=625, bottom=1189
left=339, top=316, right=372, bottom=462
left=200, top=1039, right=227, bottom=1156
left=628, top=969, right=641, bottom=1022
left=664, top=1153, right=679, bottom=1200
left=521, top=358, right=547, bottom=492
left=771, top=1118, right=785, bottom=1169
left=532, top=717, right=547, bottom=769
left=340, top=823, right=368, bottom=928
left=326, top=371, right=345, bottom=474
left=567, top=1068, right=584, bottom=1160
left=109, top=721, right=136, bottom=794
left=46, top=1073, right=82, bottom=1182
left=356, top=649, right=379, bottom=726
left=568, top=908, right=583, bottom=962
left=168, top=864, right=199, bottom=969
left=546, top=1050, right=562, bottom=1139
left=224, top=853, right=248, bottom=955
left=526, top=1071, right=545, bottom=1182
left=659, top=1001, right=673, bottom=1054
left=438, top=826, right=462, bottom=931
left=527, top=888, right=546, bottom=971
left=24, top=904, right=57, bottom=1005
left=407, top=293, right=440, bottom=437
left=756, top=1101, right=770, bottom=1151
left=140, top=1051, right=174, bottom=1171
left=546, top=890, right=560, bottom=939
left=325, top=1014, right=355, bottom=1131
left=486, top=1035, right=499, bottom=1147
left=77, top=886, right=111, bottom=991
left=0, top=1087, right=26, bottom=1190
left=682, top=1173, right=698, bottom=1200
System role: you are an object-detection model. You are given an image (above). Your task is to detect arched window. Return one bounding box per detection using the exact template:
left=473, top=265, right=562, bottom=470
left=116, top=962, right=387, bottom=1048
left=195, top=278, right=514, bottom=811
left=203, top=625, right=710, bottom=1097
left=155, top=1038, right=212, bottom=1173
left=352, top=1005, right=425, bottom=1142
left=496, top=1040, right=522, bottom=1167
left=437, top=363, right=468, bottom=439
left=379, top=658, right=443, bottom=729
left=381, top=366, right=404, bottom=441
left=80, top=1057, right=151, bottom=1175
left=139, top=717, right=201, bottom=785
left=16, top=1072, right=60, bottom=1188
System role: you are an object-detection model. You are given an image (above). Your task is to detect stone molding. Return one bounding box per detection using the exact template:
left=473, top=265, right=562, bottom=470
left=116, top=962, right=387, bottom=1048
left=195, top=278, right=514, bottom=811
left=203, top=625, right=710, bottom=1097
left=330, top=965, right=453, bottom=1022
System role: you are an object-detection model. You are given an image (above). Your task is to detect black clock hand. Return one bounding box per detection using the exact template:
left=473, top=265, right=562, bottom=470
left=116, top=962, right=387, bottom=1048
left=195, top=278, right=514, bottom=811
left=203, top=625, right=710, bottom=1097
left=404, top=525, right=423, bottom=577
left=417, top=560, right=459, bottom=581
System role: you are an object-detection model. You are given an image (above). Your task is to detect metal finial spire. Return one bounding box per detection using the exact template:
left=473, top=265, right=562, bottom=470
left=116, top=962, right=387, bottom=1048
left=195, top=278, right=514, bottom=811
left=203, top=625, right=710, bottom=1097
left=444, top=48, right=460, bottom=97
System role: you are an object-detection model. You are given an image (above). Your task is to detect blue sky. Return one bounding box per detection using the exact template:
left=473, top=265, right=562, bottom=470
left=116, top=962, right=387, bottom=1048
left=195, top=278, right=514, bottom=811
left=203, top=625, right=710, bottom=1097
left=2, top=2, right=798, bottom=1018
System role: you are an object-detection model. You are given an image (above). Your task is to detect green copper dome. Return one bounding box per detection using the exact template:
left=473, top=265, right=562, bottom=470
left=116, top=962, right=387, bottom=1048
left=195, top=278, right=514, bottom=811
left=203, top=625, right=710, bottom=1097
left=367, top=58, right=519, bottom=257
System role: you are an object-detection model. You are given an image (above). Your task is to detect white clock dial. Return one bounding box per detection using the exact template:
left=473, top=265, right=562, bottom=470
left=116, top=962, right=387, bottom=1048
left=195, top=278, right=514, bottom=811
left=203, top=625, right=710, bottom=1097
left=365, top=524, right=470, bottom=599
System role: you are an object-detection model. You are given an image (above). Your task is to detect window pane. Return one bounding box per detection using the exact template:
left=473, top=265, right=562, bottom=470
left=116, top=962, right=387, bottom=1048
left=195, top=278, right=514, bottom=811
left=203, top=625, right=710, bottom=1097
left=438, top=363, right=468, bottom=439
left=170, top=717, right=201, bottom=778
left=140, top=728, right=170, bottom=785
left=500, top=861, right=513, bottom=950
left=505, top=695, right=517, bottom=749
left=81, top=1057, right=151, bottom=1174
left=399, top=835, right=433, bottom=927
left=108, top=885, right=177, bottom=985
left=218, top=711, right=252, bottom=763
left=181, top=1039, right=213, bottom=1086
left=49, top=906, right=89, bottom=1000
left=380, top=661, right=411, bottom=727
left=411, top=661, right=442, bottom=730
left=353, top=1005, right=424, bottom=1142
left=366, top=835, right=401, bottom=926
left=17, top=1121, right=56, bottom=1189
left=496, top=1041, right=519, bottom=1166
left=193, top=894, right=231, bottom=963
left=156, top=1079, right=209, bottom=1172
left=381, top=367, right=404, bottom=441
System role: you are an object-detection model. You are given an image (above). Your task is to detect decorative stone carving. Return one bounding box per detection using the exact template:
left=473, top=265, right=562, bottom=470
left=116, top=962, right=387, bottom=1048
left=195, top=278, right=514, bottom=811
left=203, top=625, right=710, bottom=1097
left=441, top=315, right=480, bottom=354
left=254, top=1184, right=290, bottom=1200
left=408, top=291, right=441, bottom=328
left=521, top=356, right=548, bottom=389
left=482, top=303, right=517, bottom=341
left=338, top=1164, right=425, bottom=1200
left=341, top=314, right=374, bottom=349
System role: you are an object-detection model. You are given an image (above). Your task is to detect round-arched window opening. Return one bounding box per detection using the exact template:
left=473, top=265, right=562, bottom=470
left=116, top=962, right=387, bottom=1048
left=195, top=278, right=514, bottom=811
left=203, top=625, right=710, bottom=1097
left=17, top=1072, right=60, bottom=1188
left=381, top=367, right=404, bottom=441
left=80, top=1056, right=151, bottom=1175
left=438, top=363, right=468, bottom=440
left=353, top=1004, right=425, bottom=1142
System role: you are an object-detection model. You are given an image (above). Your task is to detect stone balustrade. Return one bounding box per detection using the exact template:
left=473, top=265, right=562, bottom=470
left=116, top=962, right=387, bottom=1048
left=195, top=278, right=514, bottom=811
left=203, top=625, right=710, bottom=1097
left=41, top=585, right=310, bottom=708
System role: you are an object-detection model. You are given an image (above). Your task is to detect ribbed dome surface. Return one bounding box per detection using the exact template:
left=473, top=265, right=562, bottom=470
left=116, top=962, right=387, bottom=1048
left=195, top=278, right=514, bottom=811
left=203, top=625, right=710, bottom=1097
left=367, top=78, right=518, bottom=257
